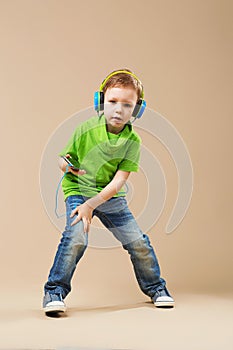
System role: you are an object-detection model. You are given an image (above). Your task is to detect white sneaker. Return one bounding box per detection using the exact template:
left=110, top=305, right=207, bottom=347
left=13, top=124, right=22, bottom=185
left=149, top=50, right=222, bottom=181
left=43, top=292, right=66, bottom=314
left=152, top=287, right=175, bottom=308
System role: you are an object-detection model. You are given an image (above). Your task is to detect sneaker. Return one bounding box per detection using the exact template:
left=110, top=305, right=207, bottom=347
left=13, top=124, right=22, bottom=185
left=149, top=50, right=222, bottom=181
left=152, top=287, right=175, bottom=308
left=43, top=292, right=66, bottom=314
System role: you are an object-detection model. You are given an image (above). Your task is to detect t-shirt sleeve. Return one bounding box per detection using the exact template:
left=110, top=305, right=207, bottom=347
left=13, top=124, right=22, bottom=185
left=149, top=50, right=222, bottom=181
left=118, top=137, right=141, bottom=172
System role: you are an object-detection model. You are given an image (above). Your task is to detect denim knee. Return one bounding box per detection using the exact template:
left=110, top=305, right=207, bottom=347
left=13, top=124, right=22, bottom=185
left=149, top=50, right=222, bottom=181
left=123, top=234, right=151, bottom=253
left=61, top=221, right=88, bottom=259
left=122, top=234, right=164, bottom=296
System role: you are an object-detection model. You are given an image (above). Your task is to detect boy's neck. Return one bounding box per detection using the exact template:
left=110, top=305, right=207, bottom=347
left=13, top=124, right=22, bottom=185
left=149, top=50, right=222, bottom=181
left=106, top=123, right=125, bottom=135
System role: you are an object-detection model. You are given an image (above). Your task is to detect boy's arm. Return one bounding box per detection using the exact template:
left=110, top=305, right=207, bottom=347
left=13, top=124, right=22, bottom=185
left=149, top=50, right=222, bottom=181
left=88, top=170, right=130, bottom=207
left=70, top=170, right=130, bottom=231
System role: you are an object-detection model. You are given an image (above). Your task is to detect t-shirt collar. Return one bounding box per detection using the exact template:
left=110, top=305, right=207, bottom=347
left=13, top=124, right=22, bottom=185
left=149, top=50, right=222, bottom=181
left=95, top=114, right=132, bottom=153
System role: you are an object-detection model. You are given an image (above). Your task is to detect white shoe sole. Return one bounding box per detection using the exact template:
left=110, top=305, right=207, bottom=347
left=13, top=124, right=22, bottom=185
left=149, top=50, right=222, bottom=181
left=43, top=301, right=66, bottom=313
left=154, top=300, right=175, bottom=307
left=153, top=296, right=175, bottom=308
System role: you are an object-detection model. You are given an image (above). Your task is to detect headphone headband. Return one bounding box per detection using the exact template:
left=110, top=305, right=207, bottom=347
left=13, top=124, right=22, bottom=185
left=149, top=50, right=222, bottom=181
left=99, top=70, right=144, bottom=99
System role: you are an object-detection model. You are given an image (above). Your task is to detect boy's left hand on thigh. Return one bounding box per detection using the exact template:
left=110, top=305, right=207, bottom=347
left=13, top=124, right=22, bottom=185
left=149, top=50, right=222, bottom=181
left=70, top=203, right=93, bottom=233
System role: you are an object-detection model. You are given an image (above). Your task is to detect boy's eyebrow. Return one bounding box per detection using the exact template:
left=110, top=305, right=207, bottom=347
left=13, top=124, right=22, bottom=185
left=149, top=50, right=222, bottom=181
left=108, top=97, right=134, bottom=103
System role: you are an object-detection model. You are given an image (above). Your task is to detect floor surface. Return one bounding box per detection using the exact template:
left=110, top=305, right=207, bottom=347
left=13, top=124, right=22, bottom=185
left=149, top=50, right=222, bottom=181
left=0, top=289, right=232, bottom=350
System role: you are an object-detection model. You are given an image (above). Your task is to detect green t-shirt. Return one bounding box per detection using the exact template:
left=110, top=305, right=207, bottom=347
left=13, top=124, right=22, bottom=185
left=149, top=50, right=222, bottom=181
left=59, top=115, right=141, bottom=199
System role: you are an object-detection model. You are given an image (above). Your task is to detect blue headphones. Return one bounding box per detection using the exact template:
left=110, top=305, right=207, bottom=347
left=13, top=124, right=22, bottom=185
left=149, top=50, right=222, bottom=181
left=94, top=70, right=146, bottom=119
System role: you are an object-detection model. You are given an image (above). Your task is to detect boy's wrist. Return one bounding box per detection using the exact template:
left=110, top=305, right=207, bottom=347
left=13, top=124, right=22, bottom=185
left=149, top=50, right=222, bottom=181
left=85, top=193, right=106, bottom=210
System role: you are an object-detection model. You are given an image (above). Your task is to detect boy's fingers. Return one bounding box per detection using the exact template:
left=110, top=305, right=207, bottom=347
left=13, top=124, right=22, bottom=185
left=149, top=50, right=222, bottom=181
left=83, top=217, right=90, bottom=234
left=69, top=169, right=86, bottom=177
left=71, top=216, right=89, bottom=232
left=71, top=169, right=86, bottom=175
left=70, top=211, right=82, bottom=226
left=70, top=214, right=81, bottom=226
left=83, top=217, right=87, bottom=233
left=70, top=206, right=80, bottom=217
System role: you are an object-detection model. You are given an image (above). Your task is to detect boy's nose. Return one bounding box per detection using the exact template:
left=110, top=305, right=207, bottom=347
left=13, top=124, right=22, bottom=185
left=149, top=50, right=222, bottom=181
left=115, top=102, right=123, bottom=113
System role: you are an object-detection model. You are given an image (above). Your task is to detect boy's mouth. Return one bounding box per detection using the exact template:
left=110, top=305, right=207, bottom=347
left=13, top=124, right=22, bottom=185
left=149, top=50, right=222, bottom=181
left=111, top=116, right=122, bottom=122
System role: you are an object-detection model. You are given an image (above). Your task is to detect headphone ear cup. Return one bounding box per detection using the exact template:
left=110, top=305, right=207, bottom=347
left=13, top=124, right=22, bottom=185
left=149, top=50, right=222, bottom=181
left=94, top=92, right=105, bottom=112
left=94, top=91, right=99, bottom=111
left=132, top=99, right=146, bottom=119
left=99, top=91, right=104, bottom=111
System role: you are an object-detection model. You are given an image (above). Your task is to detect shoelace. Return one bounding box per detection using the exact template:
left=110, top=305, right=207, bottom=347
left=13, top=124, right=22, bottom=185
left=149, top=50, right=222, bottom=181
left=50, top=293, right=63, bottom=302
left=154, top=288, right=167, bottom=297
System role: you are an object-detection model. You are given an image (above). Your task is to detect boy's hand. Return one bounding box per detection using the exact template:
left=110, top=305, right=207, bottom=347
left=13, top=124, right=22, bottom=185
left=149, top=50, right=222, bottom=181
left=69, top=168, right=86, bottom=176
left=63, top=154, right=86, bottom=176
left=70, top=203, right=93, bottom=233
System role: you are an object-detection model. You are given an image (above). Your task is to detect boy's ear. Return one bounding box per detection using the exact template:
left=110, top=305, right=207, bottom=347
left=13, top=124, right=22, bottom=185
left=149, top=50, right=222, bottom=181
left=132, top=99, right=147, bottom=119
left=94, top=91, right=105, bottom=113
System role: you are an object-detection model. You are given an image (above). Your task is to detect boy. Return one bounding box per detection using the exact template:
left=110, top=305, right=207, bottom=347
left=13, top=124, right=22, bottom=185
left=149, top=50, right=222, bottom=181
left=43, top=69, right=175, bottom=315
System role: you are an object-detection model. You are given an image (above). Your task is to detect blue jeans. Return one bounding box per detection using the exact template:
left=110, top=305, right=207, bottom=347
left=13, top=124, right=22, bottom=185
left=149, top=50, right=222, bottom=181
left=44, top=195, right=166, bottom=299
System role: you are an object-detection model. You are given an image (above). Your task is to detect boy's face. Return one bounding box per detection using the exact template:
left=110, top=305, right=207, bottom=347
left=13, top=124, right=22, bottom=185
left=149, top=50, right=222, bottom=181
left=104, top=87, right=138, bottom=134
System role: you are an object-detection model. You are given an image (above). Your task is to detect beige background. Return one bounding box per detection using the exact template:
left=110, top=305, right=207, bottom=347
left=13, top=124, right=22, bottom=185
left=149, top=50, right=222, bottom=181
left=0, top=0, right=232, bottom=349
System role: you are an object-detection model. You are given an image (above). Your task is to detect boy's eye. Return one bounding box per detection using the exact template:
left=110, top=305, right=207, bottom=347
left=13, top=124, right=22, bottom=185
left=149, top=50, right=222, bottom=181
left=108, top=101, right=133, bottom=108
